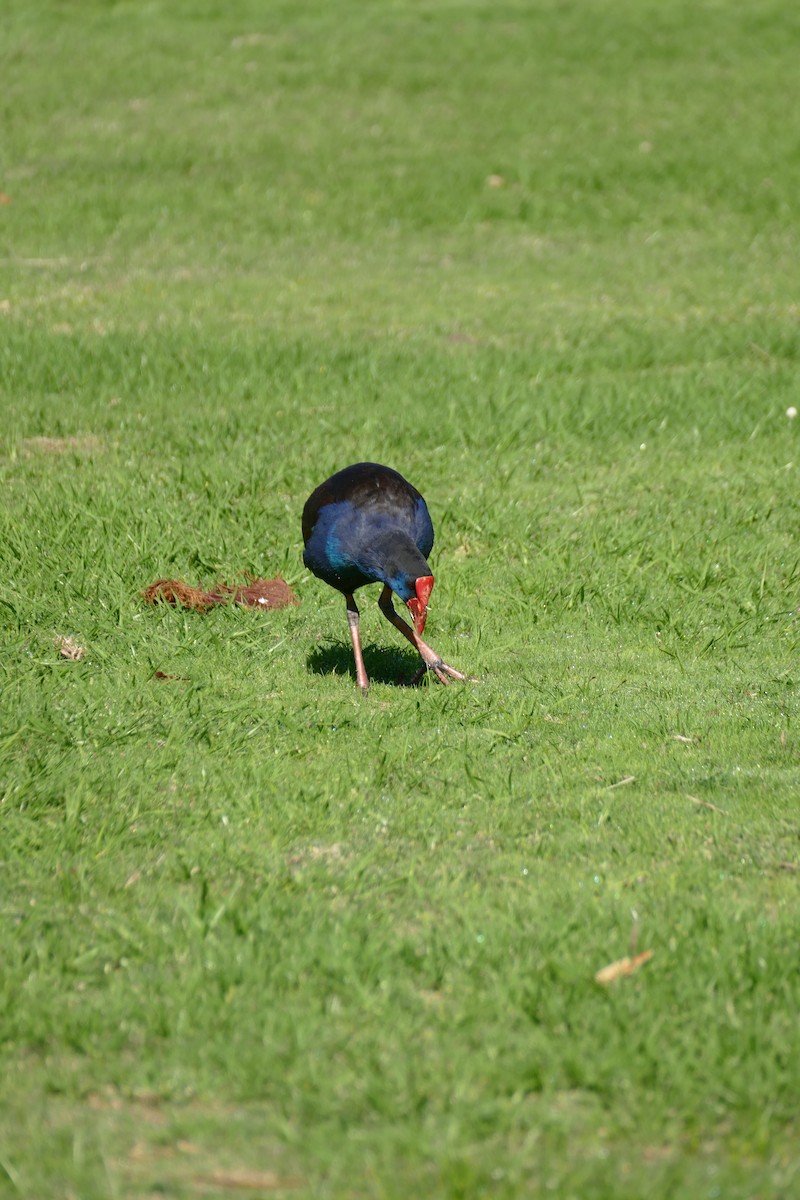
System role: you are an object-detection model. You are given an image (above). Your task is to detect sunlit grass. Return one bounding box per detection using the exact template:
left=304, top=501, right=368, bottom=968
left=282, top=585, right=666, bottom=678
left=2, top=2, right=800, bottom=1197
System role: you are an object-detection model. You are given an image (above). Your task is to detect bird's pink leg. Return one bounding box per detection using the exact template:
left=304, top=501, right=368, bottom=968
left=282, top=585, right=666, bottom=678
left=345, top=594, right=370, bottom=693
left=378, top=586, right=468, bottom=685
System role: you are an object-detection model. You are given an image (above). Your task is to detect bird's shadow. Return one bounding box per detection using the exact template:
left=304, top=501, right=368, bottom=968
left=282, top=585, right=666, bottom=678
left=306, top=641, right=422, bottom=687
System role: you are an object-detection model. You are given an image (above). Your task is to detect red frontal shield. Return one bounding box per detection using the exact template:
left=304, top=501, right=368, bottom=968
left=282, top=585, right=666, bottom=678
left=406, top=575, right=434, bottom=635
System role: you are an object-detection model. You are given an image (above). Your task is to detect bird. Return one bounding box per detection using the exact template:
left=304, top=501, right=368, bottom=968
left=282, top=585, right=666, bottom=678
left=302, top=462, right=468, bottom=693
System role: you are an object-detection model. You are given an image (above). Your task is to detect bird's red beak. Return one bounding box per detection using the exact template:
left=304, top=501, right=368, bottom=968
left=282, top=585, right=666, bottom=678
left=406, top=575, right=434, bottom=636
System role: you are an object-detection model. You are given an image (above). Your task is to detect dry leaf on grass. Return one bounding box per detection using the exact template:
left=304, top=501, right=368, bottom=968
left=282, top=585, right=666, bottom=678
left=142, top=577, right=298, bottom=612
left=595, top=949, right=653, bottom=986
left=55, top=635, right=86, bottom=661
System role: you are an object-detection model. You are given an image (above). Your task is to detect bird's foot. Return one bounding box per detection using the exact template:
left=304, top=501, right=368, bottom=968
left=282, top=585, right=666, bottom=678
left=400, top=658, right=472, bottom=687
left=428, top=657, right=466, bottom=684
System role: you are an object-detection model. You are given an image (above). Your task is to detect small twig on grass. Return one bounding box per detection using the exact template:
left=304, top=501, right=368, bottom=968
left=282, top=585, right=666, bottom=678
left=687, top=794, right=728, bottom=816
left=606, top=775, right=635, bottom=790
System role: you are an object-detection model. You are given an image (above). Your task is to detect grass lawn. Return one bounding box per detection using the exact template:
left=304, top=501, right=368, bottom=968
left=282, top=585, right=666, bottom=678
left=2, top=1, right=799, bottom=1196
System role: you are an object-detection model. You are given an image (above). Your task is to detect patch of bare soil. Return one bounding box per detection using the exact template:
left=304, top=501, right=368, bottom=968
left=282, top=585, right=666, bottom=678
left=142, top=577, right=298, bottom=612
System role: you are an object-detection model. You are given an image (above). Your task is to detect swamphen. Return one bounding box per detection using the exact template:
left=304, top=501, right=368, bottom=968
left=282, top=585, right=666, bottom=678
left=302, top=462, right=467, bottom=692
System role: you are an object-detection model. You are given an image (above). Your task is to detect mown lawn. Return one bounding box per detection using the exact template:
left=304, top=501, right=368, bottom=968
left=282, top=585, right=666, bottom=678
left=1, top=2, right=799, bottom=1197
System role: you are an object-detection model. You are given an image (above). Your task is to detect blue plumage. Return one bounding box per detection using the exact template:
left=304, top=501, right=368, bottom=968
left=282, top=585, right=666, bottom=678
left=302, top=462, right=467, bottom=691
left=302, top=462, right=433, bottom=600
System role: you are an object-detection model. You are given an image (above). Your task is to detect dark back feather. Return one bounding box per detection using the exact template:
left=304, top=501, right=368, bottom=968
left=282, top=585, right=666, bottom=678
left=302, top=463, right=434, bottom=598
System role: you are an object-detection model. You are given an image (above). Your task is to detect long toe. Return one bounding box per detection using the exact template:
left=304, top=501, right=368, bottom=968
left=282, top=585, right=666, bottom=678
left=431, top=659, right=464, bottom=683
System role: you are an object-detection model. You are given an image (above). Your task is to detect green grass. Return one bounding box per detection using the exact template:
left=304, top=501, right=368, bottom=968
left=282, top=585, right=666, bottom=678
left=2, top=1, right=800, bottom=1197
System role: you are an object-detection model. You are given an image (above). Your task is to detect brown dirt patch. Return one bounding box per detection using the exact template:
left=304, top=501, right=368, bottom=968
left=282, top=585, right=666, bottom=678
left=142, top=577, right=298, bottom=612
